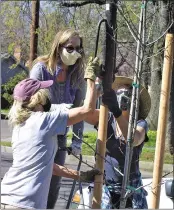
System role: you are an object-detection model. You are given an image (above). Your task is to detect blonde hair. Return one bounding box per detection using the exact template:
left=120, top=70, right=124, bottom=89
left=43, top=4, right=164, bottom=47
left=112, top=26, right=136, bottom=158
left=8, top=89, right=49, bottom=126
left=32, top=28, right=85, bottom=88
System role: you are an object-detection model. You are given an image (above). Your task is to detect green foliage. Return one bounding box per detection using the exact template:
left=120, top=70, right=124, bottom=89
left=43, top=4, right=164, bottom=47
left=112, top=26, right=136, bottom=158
left=9, top=63, right=19, bottom=70
left=7, top=42, right=15, bottom=54
left=1, top=1, right=30, bottom=62
left=1, top=71, right=27, bottom=105
left=2, top=93, right=13, bottom=106
left=1, top=109, right=9, bottom=114
left=117, top=1, right=141, bottom=42
left=146, top=130, right=157, bottom=147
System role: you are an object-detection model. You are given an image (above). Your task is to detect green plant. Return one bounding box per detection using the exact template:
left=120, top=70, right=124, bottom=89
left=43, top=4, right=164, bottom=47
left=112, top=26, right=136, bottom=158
left=1, top=71, right=28, bottom=106
left=1, top=109, right=9, bottom=114
left=146, top=130, right=157, bottom=147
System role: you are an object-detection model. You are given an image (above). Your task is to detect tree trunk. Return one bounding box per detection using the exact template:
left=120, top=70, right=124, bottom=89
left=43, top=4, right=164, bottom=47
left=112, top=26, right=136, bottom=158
left=147, top=1, right=170, bottom=130
left=147, top=41, right=163, bottom=130
left=29, top=0, right=40, bottom=68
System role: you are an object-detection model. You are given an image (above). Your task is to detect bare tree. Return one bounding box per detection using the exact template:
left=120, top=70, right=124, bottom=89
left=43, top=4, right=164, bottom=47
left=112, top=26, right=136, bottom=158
left=147, top=1, right=174, bottom=132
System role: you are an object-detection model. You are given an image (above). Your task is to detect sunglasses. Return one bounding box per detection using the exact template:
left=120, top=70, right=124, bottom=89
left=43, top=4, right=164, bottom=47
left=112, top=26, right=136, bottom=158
left=62, top=45, right=83, bottom=54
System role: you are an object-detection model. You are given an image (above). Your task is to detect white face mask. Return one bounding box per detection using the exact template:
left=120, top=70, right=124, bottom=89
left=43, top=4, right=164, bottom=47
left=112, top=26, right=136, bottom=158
left=60, top=48, right=82, bottom=66
left=116, top=88, right=132, bottom=111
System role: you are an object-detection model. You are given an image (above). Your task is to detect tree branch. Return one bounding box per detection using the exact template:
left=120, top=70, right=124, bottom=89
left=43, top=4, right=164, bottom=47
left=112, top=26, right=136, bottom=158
left=60, top=0, right=106, bottom=7
left=117, top=5, right=139, bottom=43
left=114, top=51, right=128, bottom=73
left=146, top=20, right=174, bottom=46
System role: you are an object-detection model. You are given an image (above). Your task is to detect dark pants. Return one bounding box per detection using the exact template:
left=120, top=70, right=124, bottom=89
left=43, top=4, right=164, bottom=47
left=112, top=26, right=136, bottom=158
left=110, top=191, right=132, bottom=209
left=47, top=135, right=67, bottom=209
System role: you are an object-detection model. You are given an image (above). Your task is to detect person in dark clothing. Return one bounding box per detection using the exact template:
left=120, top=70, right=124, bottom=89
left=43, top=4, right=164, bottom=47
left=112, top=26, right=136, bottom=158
left=86, top=76, right=151, bottom=209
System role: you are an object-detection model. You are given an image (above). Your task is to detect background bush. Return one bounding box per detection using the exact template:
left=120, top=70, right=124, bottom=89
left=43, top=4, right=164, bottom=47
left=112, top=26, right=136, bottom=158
left=1, top=71, right=28, bottom=108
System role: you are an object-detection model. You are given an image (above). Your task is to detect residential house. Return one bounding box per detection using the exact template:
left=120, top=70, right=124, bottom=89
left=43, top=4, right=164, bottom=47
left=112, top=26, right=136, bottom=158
left=1, top=53, right=29, bottom=109
left=1, top=53, right=28, bottom=85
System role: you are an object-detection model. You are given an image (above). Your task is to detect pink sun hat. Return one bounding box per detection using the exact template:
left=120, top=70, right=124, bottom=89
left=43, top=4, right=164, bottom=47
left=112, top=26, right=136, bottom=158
left=13, top=78, right=53, bottom=102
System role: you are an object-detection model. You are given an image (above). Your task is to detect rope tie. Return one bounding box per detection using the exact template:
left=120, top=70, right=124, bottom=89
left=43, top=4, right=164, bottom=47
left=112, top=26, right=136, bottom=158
left=132, top=82, right=140, bottom=88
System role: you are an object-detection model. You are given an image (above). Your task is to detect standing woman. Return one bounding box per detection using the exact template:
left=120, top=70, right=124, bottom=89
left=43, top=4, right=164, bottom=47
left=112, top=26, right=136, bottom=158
left=30, top=29, right=87, bottom=208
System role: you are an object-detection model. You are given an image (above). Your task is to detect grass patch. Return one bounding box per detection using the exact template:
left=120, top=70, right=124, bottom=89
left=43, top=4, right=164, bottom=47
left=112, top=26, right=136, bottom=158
left=140, top=148, right=173, bottom=164
left=82, top=143, right=96, bottom=156
left=67, top=131, right=97, bottom=144
left=1, top=141, right=11, bottom=147
left=146, top=130, right=157, bottom=147
left=68, top=130, right=157, bottom=148
left=67, top=132, right=97, bottom=156
left=1, top=131, right=172, bottom=164
left=83, top=132, right=97, bottom=144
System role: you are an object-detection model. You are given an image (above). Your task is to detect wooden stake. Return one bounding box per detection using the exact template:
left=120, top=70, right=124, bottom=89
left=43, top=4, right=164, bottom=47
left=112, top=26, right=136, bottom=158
left=92, top=105, right=108, bottom=208
left=92, top=1, right=117, bottom=208
left=149, top=33, right=174, bottom=209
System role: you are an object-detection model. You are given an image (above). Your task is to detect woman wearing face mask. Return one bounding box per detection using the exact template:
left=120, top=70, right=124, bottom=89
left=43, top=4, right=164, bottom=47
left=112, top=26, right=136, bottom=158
left=86, top=76, right=151, bottom=209
left=1, top=57, right=104, bottom=209
left=29, top=29, right=90, bottom=208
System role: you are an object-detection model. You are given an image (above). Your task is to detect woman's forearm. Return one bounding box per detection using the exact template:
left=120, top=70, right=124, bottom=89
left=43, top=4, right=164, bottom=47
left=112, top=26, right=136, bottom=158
left=83, top=79, right=96, bottom=112
left=116, top=115, right=145, bottom=146
left=116, top=115, right=129, bottom=141
left=53, top=163, right=79, bottom=180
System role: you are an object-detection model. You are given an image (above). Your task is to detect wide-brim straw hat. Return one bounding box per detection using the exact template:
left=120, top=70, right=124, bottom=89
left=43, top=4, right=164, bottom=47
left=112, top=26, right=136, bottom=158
left=112, top=76, right=151, bottom=119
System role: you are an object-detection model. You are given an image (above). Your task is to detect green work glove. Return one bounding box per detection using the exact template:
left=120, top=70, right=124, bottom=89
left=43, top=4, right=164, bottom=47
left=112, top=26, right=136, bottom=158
left=79, top=168, right=101, bottom=183
left=84, top=57, right=101, bottom=81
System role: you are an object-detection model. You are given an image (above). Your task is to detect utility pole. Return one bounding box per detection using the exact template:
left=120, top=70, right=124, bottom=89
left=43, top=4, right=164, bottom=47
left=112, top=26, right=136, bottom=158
left=92, top=1, right=117, bottom=208
left=29, top=0, right=40, bottom=68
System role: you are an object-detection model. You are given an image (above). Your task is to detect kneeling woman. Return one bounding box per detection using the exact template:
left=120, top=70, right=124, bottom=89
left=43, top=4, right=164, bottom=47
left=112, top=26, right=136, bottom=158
left=1, top=57, right=102, bottom=209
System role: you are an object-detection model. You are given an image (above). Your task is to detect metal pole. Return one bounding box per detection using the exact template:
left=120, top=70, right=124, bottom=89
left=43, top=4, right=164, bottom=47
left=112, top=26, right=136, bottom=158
left=149, top=33, right=174, bottom=209
left=119, top=1, right=146, bottom=208
left=134, top=0, right=147, bottom=130
left=94, top=19, right=107, bottom=110
left=92, top=1, right=117, bottom=208
left=66, top=155, right=82, bottom=209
